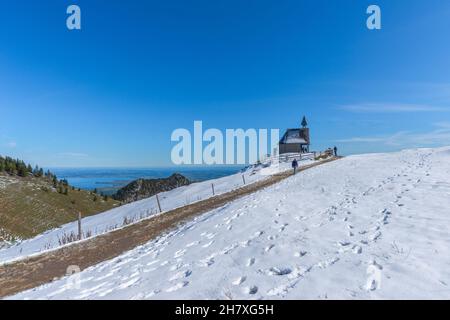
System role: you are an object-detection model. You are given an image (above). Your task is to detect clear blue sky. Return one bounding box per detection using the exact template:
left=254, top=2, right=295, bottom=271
left=1, top=0, right=450, bottom=167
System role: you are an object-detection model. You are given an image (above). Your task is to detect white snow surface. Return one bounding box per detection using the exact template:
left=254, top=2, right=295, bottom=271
left=8, top=147, right=450, bottom=299
left=0, top=159, right=300, bottom=265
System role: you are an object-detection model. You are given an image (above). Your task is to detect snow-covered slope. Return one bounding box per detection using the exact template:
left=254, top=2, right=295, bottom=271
left=9, top=147, right=450, bottom=299
left=0, top=158, right=301, bottom=265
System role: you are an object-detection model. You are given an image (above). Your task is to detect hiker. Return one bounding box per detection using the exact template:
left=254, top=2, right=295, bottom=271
left=292, top=158, right=299, bottom=174
left=334, top=146, right=338, bottom=157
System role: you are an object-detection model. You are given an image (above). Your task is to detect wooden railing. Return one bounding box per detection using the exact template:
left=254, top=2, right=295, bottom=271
left=259, top=152, right=315, bottom=164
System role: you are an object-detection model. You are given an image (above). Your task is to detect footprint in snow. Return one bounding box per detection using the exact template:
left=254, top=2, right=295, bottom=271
left=232, top=276, right=246, bottom=286
left=294, top=251, right=307, bottom=257
left=267, top=267, right=292, bottom=276
left=380, top=215, right=389, bottom=225
left=186, top=241, right=200, bottom=248
left=95, top=271, right=115, bottom=282
left=240, top=240, right=251, bottom=247
left=174, top=249, right=186, bottom=258
left=252, top=231, right=264, bottom=238
left=220, top=243, right=238, bottom=255
left=169, top=270, right=192, bottom=281
left=243, top=286, right=258, bottom=295
left=266, top=285, right=290, bottom=297
left=369, top=231, right=382, bottom=242
left=198, top=257, right=215, bottom=267
left=368, top=259, right=383, bottom=270
left=317, top=257, right=340, bottom=269
left=247, top=258, right=256, bottom=267
left=337, top=240, right=351, bottom=247
left=165, top=281, right=189, bottom=293
left=118, top=277, right=140, bottom=289
left=95, top=287, right=116, bottom=297
left=169, top=262, right=189, bottom=271
left=202, top=240, right=214, bottom=248
left=205, top=233, right=216, bottom=240
left=144, top=290, right=161, bottom=298
left=352, top=245, right=362, bottom=254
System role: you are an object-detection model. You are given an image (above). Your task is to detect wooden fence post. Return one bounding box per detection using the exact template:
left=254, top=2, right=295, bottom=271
left=156, top=194, right=162, bottom=213
left=77, top=211, right=82, bottom=240
left=211, top=183, right=215, bottom=196
left=242, top=175, right=246, bottom=185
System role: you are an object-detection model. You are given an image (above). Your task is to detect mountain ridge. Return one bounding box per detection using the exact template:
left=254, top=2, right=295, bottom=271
left=113, top=173, right=191, bottom=203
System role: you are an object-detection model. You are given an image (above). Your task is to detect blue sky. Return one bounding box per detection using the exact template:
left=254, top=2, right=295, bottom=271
left=1, top=0, right=450, bottom=167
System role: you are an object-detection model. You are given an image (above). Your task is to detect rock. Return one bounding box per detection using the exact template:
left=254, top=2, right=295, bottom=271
left=113, top=173, right=190, bottom=203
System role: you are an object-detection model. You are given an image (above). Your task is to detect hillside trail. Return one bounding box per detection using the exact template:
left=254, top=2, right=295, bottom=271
left=0, top=157, right=340, bottom=298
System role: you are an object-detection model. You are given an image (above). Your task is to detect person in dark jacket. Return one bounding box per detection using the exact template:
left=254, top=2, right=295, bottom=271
left=334, top=146, right=338, bottom=157
left=292, top=158, right=299, bottom=174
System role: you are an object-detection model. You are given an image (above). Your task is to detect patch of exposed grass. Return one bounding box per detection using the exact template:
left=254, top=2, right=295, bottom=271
left=0, top=174, right=120, bottom=239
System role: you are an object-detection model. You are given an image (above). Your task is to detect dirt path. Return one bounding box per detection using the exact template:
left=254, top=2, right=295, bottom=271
left=0, top=157, right=339, bottom=298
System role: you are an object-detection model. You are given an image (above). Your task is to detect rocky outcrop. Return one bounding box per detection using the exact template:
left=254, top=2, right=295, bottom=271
left=113, top=173, right=190, bottom=203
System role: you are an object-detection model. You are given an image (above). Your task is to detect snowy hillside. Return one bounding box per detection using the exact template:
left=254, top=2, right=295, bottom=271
left=0, top=158, right=302, bottom=265
left=8, top=147, right=450, bottom=299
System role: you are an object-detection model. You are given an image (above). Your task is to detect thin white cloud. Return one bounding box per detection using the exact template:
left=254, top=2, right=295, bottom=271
left=339, top=103, right=450, bottom=113
left=433, top=121, right=450, bottom=130
left=336, top=137, right=385, bottom=143
left=6, top=141, right=17, bottom=148
left=337, top=125, right=450, bottom=147
left=58, top=152, right=89, bottom=158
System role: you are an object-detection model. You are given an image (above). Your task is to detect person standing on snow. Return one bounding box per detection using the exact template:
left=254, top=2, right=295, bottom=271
left=334, top=146, right=338, bottom=157
left=292, top=158, right=299, bottom=175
